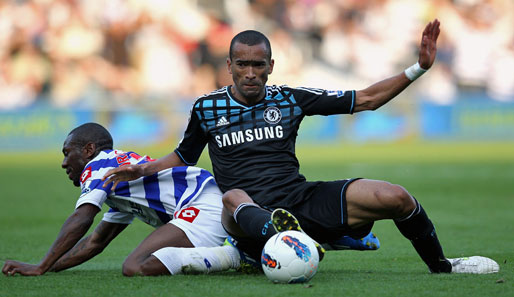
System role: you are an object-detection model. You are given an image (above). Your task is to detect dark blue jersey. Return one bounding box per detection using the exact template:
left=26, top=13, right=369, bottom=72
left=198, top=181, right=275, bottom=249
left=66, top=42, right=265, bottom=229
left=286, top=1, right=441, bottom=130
left=175, top=85, right=355, bottom=207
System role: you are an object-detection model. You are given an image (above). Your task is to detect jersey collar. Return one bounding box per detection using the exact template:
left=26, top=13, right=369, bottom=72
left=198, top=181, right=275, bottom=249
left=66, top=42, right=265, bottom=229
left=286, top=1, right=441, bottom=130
left=227, top=85, right=268, bottom=108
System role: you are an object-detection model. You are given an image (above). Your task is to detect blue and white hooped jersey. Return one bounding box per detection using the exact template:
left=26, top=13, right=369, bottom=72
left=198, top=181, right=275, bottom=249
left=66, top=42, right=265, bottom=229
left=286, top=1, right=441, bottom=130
left=76, top=150, right=218, bottom=227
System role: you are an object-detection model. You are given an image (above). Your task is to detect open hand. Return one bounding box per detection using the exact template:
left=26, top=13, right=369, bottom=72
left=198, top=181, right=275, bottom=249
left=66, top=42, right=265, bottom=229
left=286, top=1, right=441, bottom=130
left=102, top=164, right=144, bottom=190
left=2, top=260, right=44, bottom=276
left=418, top=19, right=440, bottom=69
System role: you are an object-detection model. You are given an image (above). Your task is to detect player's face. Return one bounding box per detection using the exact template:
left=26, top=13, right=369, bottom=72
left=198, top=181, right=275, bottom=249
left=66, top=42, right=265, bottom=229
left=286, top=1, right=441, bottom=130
left=227, top=41, right=274, bottom=104
left=61, top=134, right=88, bottom=187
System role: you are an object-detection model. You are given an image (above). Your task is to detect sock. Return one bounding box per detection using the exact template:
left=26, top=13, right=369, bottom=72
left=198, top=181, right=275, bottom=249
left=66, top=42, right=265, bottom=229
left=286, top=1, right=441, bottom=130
left=152, top=245, right=240, bottom=275
left=233, top=204, right=276, bottom=242
left=394, top=199, right=452, bottom=273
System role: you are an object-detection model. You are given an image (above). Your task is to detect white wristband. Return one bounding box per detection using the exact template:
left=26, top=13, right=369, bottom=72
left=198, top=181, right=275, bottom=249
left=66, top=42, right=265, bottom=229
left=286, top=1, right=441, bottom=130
left=404, top=62, right=427, bottom=81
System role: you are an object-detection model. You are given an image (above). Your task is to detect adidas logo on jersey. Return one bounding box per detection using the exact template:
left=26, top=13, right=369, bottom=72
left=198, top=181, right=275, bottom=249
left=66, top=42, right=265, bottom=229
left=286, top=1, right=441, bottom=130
left=216, top=116, right=230, bottom=127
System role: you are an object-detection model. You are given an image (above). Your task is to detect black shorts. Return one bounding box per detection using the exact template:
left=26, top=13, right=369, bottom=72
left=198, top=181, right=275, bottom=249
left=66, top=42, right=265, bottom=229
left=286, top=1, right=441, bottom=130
left=228, top=178, right=373, bottom=260
left=286, top=178, right=373, bottom=243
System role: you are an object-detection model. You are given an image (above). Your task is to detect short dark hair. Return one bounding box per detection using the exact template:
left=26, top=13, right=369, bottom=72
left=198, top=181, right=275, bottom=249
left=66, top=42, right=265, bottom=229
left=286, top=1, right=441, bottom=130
left=229, top=30, right=272, bottom=61
left=68, top=122, right=113, bottom=152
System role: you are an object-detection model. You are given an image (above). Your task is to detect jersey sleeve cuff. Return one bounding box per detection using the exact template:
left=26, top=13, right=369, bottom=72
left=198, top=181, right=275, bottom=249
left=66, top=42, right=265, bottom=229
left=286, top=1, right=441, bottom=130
left=75, top=200, right=102, bottom=211
left=350, top=90, right=355, bottom=114
left=174, top=149, right=197, bottom=166
left=75, top=189, right=105, bottom=210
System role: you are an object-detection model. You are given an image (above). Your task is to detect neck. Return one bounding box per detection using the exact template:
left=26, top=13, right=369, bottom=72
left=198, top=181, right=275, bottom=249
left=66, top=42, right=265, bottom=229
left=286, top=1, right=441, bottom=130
left=90, top=150, right=102, bottom=160
left=230, top=86, right=265, bottom=106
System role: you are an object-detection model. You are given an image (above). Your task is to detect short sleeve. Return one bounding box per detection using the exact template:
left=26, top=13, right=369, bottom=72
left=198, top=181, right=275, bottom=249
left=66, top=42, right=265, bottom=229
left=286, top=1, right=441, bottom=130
left=76, top=156, right=114, bottom=210
left=76, top=177, right=110, bottom=210
left=292, top=87, right=355, bottom=116
left=175, top=108, right=208, bottom=165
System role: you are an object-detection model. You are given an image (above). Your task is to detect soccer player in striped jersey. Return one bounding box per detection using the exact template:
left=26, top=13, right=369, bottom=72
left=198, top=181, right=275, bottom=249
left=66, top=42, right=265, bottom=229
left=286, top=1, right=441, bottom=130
left=2, top=123, right=240, bottom=277
left=102, top=19, right=499, bottom=274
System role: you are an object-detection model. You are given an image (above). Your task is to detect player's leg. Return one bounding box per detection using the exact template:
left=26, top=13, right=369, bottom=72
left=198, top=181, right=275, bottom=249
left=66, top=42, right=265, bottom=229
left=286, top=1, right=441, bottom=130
left=222, top=187, right=374, bottom=260
left=122, top=223, right=193, bottom=276
left=346, top=179, right=500, bottom=274
left=123, top=222, right=240, bottom=276
left=124, top=186, right=237, bottom=276
left=221, top=189, right=281, bottom=262
left=345, top=179, right=452, bottom=273
left=222, top=189, right=276, bottom=242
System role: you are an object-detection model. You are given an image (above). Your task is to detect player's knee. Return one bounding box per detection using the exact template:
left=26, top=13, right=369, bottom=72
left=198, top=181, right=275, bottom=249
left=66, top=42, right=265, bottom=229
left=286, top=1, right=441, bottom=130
left=139, top=257, right=169, bottom=276
left=376, top=184, right=415, bottom=217
left=122, top=262, right=139, bottom=277
left=222, top=189, right=252, bottom=212
left=139, top=262, right=154, bottom=276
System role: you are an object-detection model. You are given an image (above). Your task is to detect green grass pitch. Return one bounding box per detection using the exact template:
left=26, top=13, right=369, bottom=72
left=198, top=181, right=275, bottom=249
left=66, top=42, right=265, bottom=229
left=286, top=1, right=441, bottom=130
left=0, top=142, right=512, bottom=297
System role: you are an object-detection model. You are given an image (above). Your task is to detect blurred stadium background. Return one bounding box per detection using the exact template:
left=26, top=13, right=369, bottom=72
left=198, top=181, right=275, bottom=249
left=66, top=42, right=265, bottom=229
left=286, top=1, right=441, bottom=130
left=1, top=2, right=513, bottom=295
left=0, top=0, right=513, bottom=151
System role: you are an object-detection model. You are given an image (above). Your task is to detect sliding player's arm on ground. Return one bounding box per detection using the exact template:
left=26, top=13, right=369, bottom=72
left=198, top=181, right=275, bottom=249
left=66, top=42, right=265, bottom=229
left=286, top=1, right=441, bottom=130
left=2, top=204, right=99, bottom=276
left=49, top=220, right=128, bottom=272
left=353, top=19, right=440, bottom=113
left=102, top=152, right=185, bottom=191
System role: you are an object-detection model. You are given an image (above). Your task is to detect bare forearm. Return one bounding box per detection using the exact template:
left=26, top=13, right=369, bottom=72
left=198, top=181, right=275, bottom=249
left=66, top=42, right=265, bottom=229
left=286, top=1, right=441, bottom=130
left=353, top=19, right=440, bottom=113
left=353, top=73, right=412, bottom=112
left=103, top=151, right=186, bottom=190
left=37, top=208, right=96, bottom=273
left=49, top=235, right=101, bottom=272
left=38, top=204, right=100, bottom=273
left=50, top=220, right=127, bottom=272
left=142, top=152, right=185, bottom=176
left=2, top=205, right=98, bottom=276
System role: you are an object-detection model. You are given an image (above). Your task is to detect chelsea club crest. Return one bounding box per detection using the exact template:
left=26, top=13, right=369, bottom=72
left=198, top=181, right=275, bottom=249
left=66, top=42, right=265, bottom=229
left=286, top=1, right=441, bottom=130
left=263, top=107, right=282, bottom=124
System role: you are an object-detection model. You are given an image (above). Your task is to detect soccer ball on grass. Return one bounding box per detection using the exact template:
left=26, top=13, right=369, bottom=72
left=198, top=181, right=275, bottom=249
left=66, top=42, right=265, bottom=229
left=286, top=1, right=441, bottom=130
left=261, top=230, right=319, bottom=283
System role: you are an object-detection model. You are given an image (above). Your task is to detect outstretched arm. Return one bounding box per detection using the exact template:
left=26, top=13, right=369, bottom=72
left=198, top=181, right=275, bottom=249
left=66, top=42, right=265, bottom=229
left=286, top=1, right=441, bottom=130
left=49, top=221, right=128, bottom=272
left=102, top=151, right=185, bottom=191
left=353, top=19, right=440, bottom=113
left=2, top=204, right=99, bottom=276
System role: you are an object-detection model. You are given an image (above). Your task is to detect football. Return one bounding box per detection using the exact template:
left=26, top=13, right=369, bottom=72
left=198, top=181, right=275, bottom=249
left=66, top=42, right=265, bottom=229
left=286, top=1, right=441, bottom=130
left=261, top=230, right=319, bottom=283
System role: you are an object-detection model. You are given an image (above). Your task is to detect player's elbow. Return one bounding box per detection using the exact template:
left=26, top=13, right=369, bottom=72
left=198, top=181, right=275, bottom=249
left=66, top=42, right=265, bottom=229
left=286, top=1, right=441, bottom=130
left=353, top=96, right=382, bottom=112
left=367, top=101, right=382, bottom=111
left=361, top=96, right=383, bottom=111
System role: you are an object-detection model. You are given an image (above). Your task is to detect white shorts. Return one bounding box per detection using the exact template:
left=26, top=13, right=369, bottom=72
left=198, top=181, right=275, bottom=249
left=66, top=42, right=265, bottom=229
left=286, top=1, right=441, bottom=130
left=170, top=182, right=227, bottom=247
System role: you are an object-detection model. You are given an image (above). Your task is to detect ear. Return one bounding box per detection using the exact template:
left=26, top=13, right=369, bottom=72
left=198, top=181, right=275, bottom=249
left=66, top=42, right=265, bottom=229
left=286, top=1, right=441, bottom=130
left=226, top=57, right=233, bottom=75
left=269, top=58, right=275, bottom=74
left=82, top=142, right=97, bottom=159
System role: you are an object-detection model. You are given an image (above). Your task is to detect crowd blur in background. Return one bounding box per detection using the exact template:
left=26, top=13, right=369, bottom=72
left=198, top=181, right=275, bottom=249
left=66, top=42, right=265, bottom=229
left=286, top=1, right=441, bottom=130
left=0, top=0, right=513, bottom=112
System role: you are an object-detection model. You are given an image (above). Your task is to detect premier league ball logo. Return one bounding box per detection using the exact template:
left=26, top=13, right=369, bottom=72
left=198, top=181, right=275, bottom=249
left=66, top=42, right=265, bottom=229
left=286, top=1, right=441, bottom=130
left=261, top=231, right=319, bottom=283
left=263, top=106, right=282, bottom=124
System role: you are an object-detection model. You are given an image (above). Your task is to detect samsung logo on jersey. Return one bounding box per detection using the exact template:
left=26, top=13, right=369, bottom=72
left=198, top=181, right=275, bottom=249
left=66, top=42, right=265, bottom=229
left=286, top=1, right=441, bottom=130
left=215, top=126, right=283, bottom=148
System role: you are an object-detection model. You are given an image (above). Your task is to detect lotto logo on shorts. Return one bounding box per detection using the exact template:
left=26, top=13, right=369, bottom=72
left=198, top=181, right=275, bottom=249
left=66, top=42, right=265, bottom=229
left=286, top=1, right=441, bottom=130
left=176, top=207, right=200, bottom=223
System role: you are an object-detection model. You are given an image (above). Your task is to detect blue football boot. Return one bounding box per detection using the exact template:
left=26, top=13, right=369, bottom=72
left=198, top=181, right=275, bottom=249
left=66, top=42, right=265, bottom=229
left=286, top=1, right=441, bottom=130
left=322, top=232, right=380, bottom=251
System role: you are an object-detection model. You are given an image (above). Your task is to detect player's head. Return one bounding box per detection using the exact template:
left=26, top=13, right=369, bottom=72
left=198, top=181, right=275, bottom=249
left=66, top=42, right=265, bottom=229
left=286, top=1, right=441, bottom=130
left=227, top=30, right=274, bottom=103
left=229, top=30, right=272, bottom=61
left=62, top=123, right=113, bottom=186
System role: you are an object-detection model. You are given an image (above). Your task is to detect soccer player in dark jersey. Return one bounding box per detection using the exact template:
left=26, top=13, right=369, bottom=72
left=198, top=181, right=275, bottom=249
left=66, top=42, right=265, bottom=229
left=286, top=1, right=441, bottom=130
left=103, top=19, right=499, bottom=274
